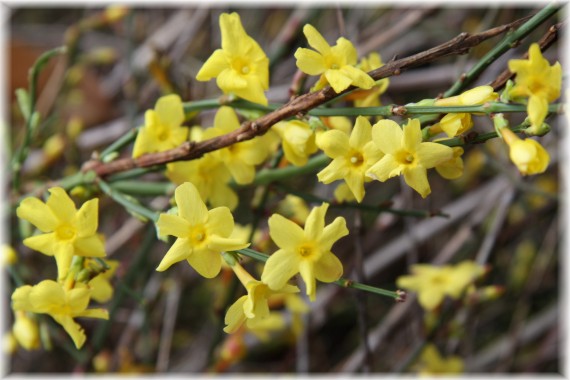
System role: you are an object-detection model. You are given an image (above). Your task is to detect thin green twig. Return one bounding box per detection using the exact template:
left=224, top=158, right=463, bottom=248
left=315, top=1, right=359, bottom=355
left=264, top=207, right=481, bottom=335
left=232, top=248, right=401, bottom=300
left=97, top=179, right=159, bottom=222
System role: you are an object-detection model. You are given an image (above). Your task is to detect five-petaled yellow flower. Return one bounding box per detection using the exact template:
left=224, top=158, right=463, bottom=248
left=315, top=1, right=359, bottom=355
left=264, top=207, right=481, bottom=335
left=156, top=182, right=248, bottom=278
left=196, top=13, right=269, bottom=105
left=224, top=263, right=298, bottom=334
left=166, top=127, right=239, bottom=210
left=132, top=94, right=188, bottom=158
left=202, top=106, right=270, bottom=184
left=508, top=43, right=561, bottom=128
left=261, top=203, right=348, bottom=301
left=396, top=261, right=485, bottom=311
left=295, top=24, right=375, bottom=93
left=16, top=187, right=106, bottom=280
left=366, top=119, right=453, bottom=198
left=317, top=116, right=385, bottom=202
left=12, top=280, right=108, bottom=349
left=500, top=127, right=549, bottom=175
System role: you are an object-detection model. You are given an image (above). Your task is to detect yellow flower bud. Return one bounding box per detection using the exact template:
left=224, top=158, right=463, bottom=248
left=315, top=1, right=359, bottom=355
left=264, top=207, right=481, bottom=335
left=501, top=128, right=549, bottom=175
left=43, top=133, right=66, bottom=162
left=2, top=245, right=17, bottom=266
left=13, top=313, right=40, bottom=351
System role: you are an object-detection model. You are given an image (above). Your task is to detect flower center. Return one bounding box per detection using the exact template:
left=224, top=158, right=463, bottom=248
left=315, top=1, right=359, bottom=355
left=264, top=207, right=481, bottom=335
left=330, top=63, right=339, bottom=70
left=349, top=152, right=364, bottom=167
left=297, top=243, right=318, bottom=259
left=395, top=150, right=416, bottom=166
left=231, top=57, right=251, bottom=76
left=157, top=127, right=169, bottom=142
left=56, top=224, right=76, bottom=241
left=241, top=66, right=250, bottom=75
left=189, top=226, right=207, bottom=245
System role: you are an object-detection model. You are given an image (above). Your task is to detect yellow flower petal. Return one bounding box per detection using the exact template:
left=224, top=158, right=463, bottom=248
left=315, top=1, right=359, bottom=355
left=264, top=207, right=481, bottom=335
left=196, top=49, right=228, bottom=81
left=156, top=238, right=191, bottom=272
left=371, top=119, right=402, bottom=155
left=415, top=142, right=454, bottom=169
left=333, top=37, right=358, bottom=65
left=47, top=187, right=76, bottom=223
left=528, top=94, right=548, bottom=127
left=403, top=166, right=430, bottom=198
left=319, top=217, right=348, bottom=252
left=17, top=198, right=58, bottom=232
left=366, top=155, right=401, bottom=181
left=340, top=65, right=374, bottom=90
left=52, top=315, right=86, bottom=349
left=324, top=69, right=353, bottom=93
left=175, top=182, right=208, bottom=225
left=345, top=170, right=365, bottom=202
left=207, top=207, right=234, bottom=238
left=349, top=116, right=372, bottom=149
left=317, top=158, right=348, bottom=184
left=261, top=249, right=302, bottom=290
left=268, top=214, right=304, bottom=251
left=294, top=48, right=327, bottom=75
left=74, top=234, right=106, bottom=257
left=402, top=119, right=421, bottom=153
left=303, top=24, right=331, bottom=54
left=186, top=248, right=222, bottom=278
left=74, top=198, right=99, bottom=237
left=23, top=233, right=56, bottom=256
left=305, top=203, right=328, bottom=241
left=223, top=296, right=247, bottom=333
left=316, top=130, right=349, bottom=158
left=155, top=94, right=184, bottom=129
left=220, top=13, right=247, bottom=55
left=314, top=252, right=343, bottom=283
left=157, top=214, right=191, bottom=238
left=28, top=280, right=65, bottom=312
left=299, top=260, right=316, bottom=301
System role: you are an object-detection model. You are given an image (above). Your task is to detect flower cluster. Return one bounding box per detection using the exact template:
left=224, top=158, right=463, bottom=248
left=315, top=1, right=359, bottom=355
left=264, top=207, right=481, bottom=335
left=13, top=188, right=115, bottom=349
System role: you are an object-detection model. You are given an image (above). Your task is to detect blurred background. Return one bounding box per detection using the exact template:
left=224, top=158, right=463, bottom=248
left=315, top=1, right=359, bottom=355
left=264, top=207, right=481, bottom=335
left=7, top=5, right=561, bottom=374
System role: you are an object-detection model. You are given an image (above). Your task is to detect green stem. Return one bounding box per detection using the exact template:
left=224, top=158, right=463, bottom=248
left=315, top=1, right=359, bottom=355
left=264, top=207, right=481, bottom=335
left=97, top=179, right=159, bottom=222
left=11, top=46, right=67, bottom=192
left=252, top=154, right=330, bottom=186
left=109, top=180, right=175, bottom=196
left=444, top=3, right=559, bottom=97
left=232, top=248, right=400, bottom=300
left=99, top=127, right=139, bottom=161
left=437, top=122, right=529, bottom=147
left=106, top=165, right=165, bottom=182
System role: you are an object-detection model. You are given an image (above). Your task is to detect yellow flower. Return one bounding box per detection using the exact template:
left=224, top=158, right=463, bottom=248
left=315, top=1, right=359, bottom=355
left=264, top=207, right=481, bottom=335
left=317, top=116, right=385, bottom=202
left=432, top=86, right=498, bottom=137
left=87, top=259, right=119, bottom=303
left=345, top=52, right=389, bottom=108
left=16, top=187, right=106, bottom=280
left=12, top=280, right=108, bottom=349
left=132, top=94, right=188, bottom=158
left=2, top=245, right=17, bottom=266
left=202, top=107, right=269, bottom=184
left=224, top=263, right=298, bottom=334
left=12, top=312, right=40, bottom=351
left=295, top=24, right=375, bottom=93
left=416, top=344, right=464, bottom=375
left=155, top=182, right=248, bottom=278
left=333, top=182, right=356, bottom=203
left=272, top=120, right=318, bottom=166
left=277, top=195, right=311, bottom=226
left=396, top=261, right=485, bottom=311
left=500, top=128, right=549, bottom=175
left=435, top=146, right=464, bottom=180
left=166, top=127, right=238, bottom=210
left=261, top=203, right=348, bottom=301
left=196, top=13, right=269, bottom=105
left=366, top=119, right=453, bottom=198
left=508, top=43, right=561, bottom=128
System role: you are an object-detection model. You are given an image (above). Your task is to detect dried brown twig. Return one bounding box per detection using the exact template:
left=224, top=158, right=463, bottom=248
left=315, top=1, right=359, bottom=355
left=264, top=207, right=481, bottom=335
left=82, top=15, right=531, bottom=178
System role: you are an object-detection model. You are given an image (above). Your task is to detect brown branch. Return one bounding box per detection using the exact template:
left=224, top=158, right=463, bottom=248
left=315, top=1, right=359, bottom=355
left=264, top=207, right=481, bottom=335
left=490, top=22, right=563, bottom=91
left=83, top=15, right=533, bottom=178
